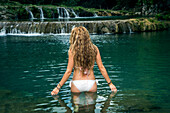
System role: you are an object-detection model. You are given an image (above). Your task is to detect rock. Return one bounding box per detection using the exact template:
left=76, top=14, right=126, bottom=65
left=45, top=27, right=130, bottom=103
left=107, top=12, right=112, bottom=16
left=135, top=12, right=141, bottom=15
left=111, top=11, right=122, bottom=16
left=101, top=27, right=110, bottom=34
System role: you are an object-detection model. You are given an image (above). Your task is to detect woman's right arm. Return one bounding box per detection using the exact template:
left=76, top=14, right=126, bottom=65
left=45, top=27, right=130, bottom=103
left=51, top=49, right=74, bottom=95
left=95, top=46, right=117, bottom=93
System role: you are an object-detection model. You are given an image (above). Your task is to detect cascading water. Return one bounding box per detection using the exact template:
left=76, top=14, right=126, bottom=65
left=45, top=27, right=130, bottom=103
left=25, top=8, right=35, bottom=20
left=61, top=8, right=64, bottom=18
left=0, top=20, right=167, bottom=36
left=57, top=8, right=61, bottom=18
left=63, top=8, right=70, bottom=18
left=0, top=27, right=6, bottom=36
left=127, top=23, right=133, bottom=33
left=38, top=7, right=45, bottom=19
left=92, top=23, right=97, bottom=34
left=0, top=21, right=120, bottom=35
left=57, top=7, right=70, bottom=18
left=71, top=9, right=79, bottom=17
left=94, top=13, right=98, bottom=17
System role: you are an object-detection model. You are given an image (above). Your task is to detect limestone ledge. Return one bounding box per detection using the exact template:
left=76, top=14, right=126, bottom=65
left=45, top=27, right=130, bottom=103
left=0, top=18, right=169, bottom=34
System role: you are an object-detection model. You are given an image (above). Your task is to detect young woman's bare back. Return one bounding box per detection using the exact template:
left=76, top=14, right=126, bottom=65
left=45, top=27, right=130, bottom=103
left=71, top=68, right=97, bottom=93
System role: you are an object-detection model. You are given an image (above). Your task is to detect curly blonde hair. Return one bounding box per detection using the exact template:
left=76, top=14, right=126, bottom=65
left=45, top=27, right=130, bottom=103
left=69, top=26, right=97, bottom=73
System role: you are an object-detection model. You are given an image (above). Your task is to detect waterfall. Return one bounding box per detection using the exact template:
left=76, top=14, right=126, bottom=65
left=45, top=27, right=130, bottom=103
left=61, top=8, right=64, bottom=18
left=126, top=23, right=133, bottom=33
left=128, top=25, right=133, bottom=33
left=63, top=8, right=70, bottom=18
left=71, top=9, right=79, bottom=17
left=57, top=8, right=61, bottom=18
left=57, top=7, right=70, bottom=18
left=0, top=20, right=166, bottom=36
left=61, top=28, right=65, bottom=34
left=92, top=23, right=97, bottom=34
left=0, top=27, right=6, bottom=36
left=94, top=13, right=98, bottom=17
left=26, top=8, right=35, bottom=19
left=38, top=8, right=45, bottom=19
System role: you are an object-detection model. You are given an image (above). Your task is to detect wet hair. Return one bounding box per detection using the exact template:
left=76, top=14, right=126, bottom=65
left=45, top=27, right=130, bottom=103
left=69, top=26, right=97, bottom=73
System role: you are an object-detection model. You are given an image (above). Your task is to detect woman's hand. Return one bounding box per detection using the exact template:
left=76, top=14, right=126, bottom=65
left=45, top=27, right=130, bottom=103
left=109, top=83, right=117, bottom=93
left=51, top=87, right=60, bottom=95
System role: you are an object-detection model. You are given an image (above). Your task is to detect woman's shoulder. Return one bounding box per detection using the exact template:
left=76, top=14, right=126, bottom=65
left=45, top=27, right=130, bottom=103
left=93, top=44, right=97, bottom=49
left=93, top=44, right=99, bottom=52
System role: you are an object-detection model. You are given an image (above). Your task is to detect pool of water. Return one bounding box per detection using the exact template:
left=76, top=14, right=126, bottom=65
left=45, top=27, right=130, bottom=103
left=0, top=30, right=170, bottom=112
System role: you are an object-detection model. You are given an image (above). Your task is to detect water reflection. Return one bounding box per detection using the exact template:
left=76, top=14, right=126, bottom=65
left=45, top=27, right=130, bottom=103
left=52, top=92, right=116, bottom=113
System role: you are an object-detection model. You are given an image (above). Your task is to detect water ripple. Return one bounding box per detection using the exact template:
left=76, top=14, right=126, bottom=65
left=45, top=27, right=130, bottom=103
left=1, top=31, right=170, bottom=113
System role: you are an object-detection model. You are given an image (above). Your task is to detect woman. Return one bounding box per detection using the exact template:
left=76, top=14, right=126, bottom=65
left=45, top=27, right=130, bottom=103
left=51, top=26, right=117, bottom=95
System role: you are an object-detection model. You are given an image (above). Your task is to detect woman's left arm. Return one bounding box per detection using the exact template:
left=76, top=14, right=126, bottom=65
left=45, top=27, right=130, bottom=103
left=51, top=49, right=74, bottom=95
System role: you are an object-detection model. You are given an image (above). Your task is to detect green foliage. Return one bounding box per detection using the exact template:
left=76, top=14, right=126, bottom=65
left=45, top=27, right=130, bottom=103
left=17, top=7, right=29, bottom=19
left=1, top=1, right=22, bottom=6
left=1, top=0, right=170, bottom=15
left=43, top=7, right=53, bottom=18
left=119, top=10, right=129, bottom=14
left=115, top=0, right=138, bottom=10
left=148, top=18, right=159, bottom=23
left=156, top=13, right=170, bottom=20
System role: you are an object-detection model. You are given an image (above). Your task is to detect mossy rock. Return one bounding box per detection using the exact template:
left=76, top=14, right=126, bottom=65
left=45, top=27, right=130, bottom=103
left=66, top=8, right=76, bottom=17
left=97, top=11, right=109, bottom=16
left=51, top=8, right=59, bottom=18
left=77, top=8, right=94, bottom=17
left=101, top=27, right=110, bottom=34
left=117, top=22, right=125, bottom=33
left=29, top=6, right=40, bottom=18
left=0, top=89, right=12, bottom=98
left=111, top=11, right=122, bottom=16
left=17, top=7, right=30, bottom=19
left=42, top=7, right=53, bottom=18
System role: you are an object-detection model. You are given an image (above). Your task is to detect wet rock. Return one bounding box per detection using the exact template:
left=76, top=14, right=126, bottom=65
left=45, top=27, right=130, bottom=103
left=97, top=11, right=109, bottom=16
left=111, top=11, right=122, bottom=16
left=74, top=8, right=94, bottom=17
left=0, top=89, right=11, bottom=98
left=101, top=27, right=110, bottom=34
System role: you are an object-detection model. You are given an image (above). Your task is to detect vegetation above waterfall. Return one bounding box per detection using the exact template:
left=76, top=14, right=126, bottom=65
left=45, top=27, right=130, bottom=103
left=0, top=0, right=170, bottom=21
left=1, top=0, right=169, bottom=11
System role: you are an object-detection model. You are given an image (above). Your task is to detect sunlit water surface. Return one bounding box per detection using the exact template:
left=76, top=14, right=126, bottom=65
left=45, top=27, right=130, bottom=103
left=0, top=30, right=170, bottom=113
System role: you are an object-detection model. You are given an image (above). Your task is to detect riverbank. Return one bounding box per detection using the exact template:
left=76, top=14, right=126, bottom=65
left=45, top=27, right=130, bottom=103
left=1, top=0, right=169, bottom=21
left=0, top=5, right=140, bottom=20
left=0, top=18, right=169, bottom=35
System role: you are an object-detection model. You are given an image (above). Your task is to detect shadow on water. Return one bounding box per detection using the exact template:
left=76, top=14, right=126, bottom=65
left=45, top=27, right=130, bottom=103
left=52, top=92, right=117, bottom=113
left=0, top=88, right=163, bottom=113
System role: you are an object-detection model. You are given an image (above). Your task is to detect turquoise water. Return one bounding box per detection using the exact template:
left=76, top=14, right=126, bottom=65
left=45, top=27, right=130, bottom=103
left=0, top=30, right=170, bottom=112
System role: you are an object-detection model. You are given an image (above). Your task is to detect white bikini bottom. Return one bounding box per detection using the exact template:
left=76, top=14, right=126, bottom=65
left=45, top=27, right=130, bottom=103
left=69, top=80, right=98, bottom=92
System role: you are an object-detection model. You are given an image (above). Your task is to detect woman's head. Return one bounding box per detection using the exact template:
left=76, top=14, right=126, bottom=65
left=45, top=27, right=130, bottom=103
left=69, top=26, right=97, bottom=71
left=69, top=26, right=90, bottom=45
